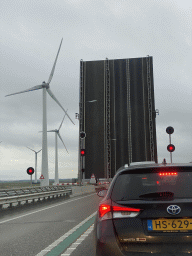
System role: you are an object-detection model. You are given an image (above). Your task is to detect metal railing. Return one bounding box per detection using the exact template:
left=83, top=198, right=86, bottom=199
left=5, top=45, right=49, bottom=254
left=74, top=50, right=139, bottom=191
left=0, top=185, right=72, bottom=209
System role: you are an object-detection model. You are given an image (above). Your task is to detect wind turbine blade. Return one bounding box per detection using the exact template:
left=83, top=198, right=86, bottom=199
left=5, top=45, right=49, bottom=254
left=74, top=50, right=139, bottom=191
left=47, top=38, right=63, bottom=84
left=26, top=146, right=36, bottom=153
left=46, top=88, right=75, bottom=125
left=58, top=132, right=69, bottom=154
left=37, top=149, right=42, bottom=153
left=5, top=85, right=43, bottom=97
left=58, top=109, right=68, bottom=131
left=39, top=130, right=56, bottom=132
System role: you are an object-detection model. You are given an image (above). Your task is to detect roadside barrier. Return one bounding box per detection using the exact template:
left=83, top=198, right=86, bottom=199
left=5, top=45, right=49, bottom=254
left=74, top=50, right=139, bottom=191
left=0, top=185, right=72, bottom=209
left=58, top=182, right=89, bottom=186
left=58, top=183, right=78, bottom=186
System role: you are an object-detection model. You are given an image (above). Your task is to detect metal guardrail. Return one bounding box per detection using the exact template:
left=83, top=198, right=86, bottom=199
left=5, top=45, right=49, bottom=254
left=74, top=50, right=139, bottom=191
left=0, top=185, right=72, bottom=209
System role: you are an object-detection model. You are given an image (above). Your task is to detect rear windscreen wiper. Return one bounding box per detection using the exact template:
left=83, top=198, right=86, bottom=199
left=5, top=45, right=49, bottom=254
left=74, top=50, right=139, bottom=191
left=139, top=191, right=174, bottom=200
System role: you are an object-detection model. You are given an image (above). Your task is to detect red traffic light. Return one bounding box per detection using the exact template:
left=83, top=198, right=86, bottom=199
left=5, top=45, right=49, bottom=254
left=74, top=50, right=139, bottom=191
left=81, top=149, right=86, bottom=156
left=167, top=144, right=175, bottom=153
left=27, top=167, right=34, bottom=175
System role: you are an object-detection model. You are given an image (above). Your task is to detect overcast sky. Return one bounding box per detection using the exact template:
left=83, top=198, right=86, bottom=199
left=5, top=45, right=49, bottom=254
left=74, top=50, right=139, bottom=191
left=1, top=0, right=192, bottom=181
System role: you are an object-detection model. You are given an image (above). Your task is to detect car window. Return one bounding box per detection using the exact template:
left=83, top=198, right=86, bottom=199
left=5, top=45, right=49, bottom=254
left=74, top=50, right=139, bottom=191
left=111, top=168, right=192, bottom=201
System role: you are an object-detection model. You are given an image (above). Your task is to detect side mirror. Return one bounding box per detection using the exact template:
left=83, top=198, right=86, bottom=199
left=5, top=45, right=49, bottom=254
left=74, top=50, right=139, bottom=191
left=97, top=189, right=107, bottom=197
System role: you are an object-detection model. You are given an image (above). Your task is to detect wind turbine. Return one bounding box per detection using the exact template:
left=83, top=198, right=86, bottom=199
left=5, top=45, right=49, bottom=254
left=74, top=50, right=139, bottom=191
left=5, top=38, right=75, bottom=186
left=26, top=147, right=42, bottom=183
left=47, top=110, right=68, bottom=185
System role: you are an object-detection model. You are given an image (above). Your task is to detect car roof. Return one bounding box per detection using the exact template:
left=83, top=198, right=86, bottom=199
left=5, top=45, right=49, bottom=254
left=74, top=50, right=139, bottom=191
left=116, top=162, right=192, bottom=174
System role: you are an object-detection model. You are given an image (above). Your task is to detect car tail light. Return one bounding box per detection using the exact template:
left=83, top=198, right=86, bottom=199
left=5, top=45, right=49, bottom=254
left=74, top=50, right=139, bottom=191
left=112, top=205, right=141, bottom=219
left=99, top=201, right=141, bottom=221
left=99, top=204, right=111, bottom=218
left=113, top=206, right=140, bottom=212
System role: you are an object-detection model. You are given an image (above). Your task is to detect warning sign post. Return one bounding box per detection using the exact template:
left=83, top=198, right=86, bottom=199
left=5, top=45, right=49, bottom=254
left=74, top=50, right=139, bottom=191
left=90, top=174, right=96, bottom=184
left=39, top=174, right=45, bottom=180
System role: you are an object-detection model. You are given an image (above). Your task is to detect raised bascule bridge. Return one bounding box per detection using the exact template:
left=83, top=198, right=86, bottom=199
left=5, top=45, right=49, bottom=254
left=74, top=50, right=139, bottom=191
left=78, top=56, right=158, bottom=182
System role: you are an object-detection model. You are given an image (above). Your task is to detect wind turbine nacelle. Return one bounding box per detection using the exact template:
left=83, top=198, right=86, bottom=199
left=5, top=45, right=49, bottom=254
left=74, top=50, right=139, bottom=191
left=42, top=82, right=49, bottom=88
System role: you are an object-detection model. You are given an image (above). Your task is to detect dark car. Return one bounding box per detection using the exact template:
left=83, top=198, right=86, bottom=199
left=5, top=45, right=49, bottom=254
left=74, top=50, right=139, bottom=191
left=95, top=179, right=111, bottom=193
left=94, top=162, right=192, bottom=255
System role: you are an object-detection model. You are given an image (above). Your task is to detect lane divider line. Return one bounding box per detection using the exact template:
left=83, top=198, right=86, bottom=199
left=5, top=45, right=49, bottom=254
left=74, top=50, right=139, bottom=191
left=36, top=211, right=96, bottom=256
left=60, top=224, right=94, bottom=256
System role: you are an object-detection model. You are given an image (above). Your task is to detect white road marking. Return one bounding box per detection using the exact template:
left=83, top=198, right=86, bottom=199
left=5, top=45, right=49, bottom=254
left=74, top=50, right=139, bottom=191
left=0, top=193, right=96, bottom=224
left=36, top=212, right=96, bottom=256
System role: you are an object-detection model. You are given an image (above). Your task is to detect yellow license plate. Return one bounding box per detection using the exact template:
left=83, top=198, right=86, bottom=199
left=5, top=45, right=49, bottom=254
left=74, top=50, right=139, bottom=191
left=148, top=219, right=192, bottom=231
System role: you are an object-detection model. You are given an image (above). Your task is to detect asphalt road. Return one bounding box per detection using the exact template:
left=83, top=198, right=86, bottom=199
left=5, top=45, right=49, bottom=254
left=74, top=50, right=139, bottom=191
left=0, top=188, right=101, bottom=256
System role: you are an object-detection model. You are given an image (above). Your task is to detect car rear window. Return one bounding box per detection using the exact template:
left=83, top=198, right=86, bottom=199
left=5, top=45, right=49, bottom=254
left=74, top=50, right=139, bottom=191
left=111, top=167, right=192, bottom=201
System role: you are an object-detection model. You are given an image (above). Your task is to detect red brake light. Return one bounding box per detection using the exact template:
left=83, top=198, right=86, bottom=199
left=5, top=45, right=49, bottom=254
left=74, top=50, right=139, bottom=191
left=159, top=172, right=177, bottom=176
left=112, top=206, right=140, bottom=212
left=99, top=204, right=111, bottom=217
left=99, top=204, right=141, bottom=218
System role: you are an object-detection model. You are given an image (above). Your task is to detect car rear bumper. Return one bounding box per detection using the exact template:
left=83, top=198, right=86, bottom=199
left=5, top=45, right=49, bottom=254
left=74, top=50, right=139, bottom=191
left=94, top=218, right=124, bottom=256
left=121, top=242, right=192, bottom=255
left=94, top=217, right=192, bottom=255
left=95, top=241, right=192, bottom=256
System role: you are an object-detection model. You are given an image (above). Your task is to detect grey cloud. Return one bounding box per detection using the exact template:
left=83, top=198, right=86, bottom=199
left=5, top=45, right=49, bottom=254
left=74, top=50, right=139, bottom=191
left=1, top=0, right=192, bottom=179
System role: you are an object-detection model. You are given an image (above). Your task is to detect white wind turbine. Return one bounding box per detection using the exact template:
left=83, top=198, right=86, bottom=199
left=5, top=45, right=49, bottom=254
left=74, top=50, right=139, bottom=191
left=26, top=147, right=42, bottom=183
left=47, top=110, right=68, bottom=185
left=5, top=38, right=74, bottom=186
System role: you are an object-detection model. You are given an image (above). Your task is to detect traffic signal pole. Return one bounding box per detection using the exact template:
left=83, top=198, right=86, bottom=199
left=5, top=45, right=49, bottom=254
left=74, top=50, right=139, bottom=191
left=169, top=134, right=172, bottom=164
left=166, top=126, right=175, bottom=163
left=27, top=167, right=34, bottom=186
left=79, top=132, right=86, bottom=186
left=81, top=138, right=85, bottom=185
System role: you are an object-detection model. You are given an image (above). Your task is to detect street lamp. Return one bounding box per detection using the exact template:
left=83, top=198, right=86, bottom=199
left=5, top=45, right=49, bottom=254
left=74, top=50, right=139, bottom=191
left=75, top=113, right=79, bottom=120
left=87, top=100, right=97, bottom=103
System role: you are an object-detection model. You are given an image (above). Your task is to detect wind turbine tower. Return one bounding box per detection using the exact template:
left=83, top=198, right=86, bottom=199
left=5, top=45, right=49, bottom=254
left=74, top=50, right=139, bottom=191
left=26, top=147, right=42, bottom=183
left=5, top=39, right=75, bottom=186
left=47, top=111, right=68, bottom=184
